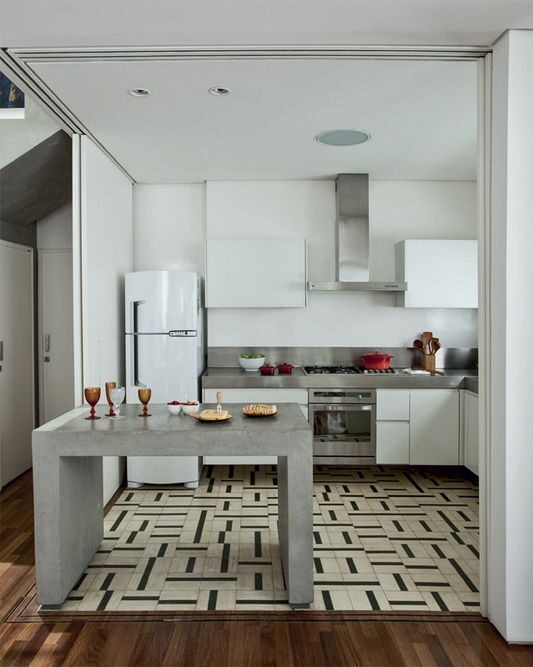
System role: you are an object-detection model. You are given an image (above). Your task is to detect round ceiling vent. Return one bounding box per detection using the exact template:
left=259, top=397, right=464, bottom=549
left=315, top=129, right=370, bottom=146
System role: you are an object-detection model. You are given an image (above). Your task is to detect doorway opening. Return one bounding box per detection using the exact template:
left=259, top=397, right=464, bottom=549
left=0, top=70, right=75, bottom=490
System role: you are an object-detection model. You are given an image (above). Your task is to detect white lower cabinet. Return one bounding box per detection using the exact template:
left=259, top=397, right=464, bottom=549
left=376, top=422, right=410, bottom=464
left=202, top=388, right=308, bottom=465
left=462, top=390, right=479, bottom=475
left=376, top=388, right=460, bottom=466
left=410, top=389, right=459, bottom=465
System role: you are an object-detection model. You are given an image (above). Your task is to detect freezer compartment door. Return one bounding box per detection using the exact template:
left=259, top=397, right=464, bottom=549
left=127, top=456, right=200, bottom=485
left=125, top=271, right=199, bottom=334
left=126, top=334, right=199, bottom=403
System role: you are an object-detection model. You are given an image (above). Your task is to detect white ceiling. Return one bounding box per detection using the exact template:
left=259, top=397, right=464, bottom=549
left=0, top=0, right=532, bottom=48
left=29, top=58, right=477, bottom=183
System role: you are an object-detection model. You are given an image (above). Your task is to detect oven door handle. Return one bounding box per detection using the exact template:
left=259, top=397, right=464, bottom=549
left=309, top=404, right=373, bottom=411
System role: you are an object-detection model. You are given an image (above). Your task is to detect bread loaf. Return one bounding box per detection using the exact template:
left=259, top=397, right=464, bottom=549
left=241, top=404, right=277, bottom=417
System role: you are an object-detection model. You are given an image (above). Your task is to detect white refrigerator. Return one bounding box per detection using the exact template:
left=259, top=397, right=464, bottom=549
left=125, top=270, right=204, bottom=487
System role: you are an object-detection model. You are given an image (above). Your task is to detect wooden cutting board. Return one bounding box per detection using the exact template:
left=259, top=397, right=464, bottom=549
left=189, top=409, right=232, bottom=421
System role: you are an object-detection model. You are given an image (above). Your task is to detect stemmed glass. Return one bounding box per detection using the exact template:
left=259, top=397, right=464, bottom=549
left=109, top=387, right=126, bottom=417
left=138, top=388, right=152, bottom=417
left=84, top=387, right=101, bottom=420
left=105, top=381, right=117, bottom=416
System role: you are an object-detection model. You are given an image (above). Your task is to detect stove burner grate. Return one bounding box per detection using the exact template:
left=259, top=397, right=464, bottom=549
left=303, top=365, right=398, bottom=375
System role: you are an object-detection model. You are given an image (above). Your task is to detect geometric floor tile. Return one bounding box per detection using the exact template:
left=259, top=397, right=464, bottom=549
left=60, top=464, right=479, bottom=612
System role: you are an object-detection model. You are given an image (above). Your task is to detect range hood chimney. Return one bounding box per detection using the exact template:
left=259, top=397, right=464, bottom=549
left=308, top=174, right=407, bottom=292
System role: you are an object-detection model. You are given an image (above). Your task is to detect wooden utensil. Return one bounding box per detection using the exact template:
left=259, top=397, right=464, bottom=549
left=421, top=331, right=433, bottom=355
left=216, top=391, right=222, bottom=414
left=413, top=339, right=424, bottom=351
left=432, top=338, right=441, bottom=354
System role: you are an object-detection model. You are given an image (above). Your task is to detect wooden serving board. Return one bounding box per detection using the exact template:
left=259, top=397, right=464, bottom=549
left=188, top=410, right=232, bottom=422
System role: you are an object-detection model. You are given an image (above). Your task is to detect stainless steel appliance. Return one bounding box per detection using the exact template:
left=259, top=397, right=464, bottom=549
left=309, top=389, right=376, bottom=465
left=304, top=365, right=398, bottom=375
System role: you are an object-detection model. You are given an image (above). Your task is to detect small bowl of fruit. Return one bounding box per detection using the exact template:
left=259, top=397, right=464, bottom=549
left=239, top=353, right=266, bottom=372
left=167, top=401, right=183, bottom=415
left=180, top=400, right=200, bottom=415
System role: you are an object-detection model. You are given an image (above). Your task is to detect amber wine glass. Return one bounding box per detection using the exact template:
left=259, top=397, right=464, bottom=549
left=84, top=387, right=101, bottom=420
left=138, top=387, right=152, bottom=417
left=105, top=381, right=117, bottom=417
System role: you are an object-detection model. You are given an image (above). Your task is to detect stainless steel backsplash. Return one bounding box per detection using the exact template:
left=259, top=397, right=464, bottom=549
left=207, top=347, right=478, bottom=369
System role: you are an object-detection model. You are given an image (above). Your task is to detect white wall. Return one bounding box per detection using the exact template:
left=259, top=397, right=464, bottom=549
left=133, top=180, right=477, bottom=348
left=489, top=30, right=533, bottom=643
left=80, top=137, right=133, bottom=504
left=36, top=203, right=72, bottom=249
left=206, top=180, right=478, bottom=347
left=133, top=184, right=205, bottom=274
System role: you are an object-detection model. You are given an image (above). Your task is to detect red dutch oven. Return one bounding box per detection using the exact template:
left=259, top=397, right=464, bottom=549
left=260, top=364, right=276, bottom=376
left=277, top=362, right=294, bottom=375
left=361, top=351, right=393, bottom=370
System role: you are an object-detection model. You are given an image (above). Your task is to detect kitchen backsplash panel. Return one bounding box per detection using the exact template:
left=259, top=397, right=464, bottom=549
left=207, top=347, right=478, bottom=369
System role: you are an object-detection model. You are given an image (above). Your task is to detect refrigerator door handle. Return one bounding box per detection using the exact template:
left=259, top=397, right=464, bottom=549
left=132, top=300, right=146, bottom=387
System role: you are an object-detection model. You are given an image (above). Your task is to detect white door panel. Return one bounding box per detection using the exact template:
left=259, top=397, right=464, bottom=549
left=0, top=242, right=34, bottom=487
left=128, top=335, right=198, bottom=403
left=39, top=251, right=74, bottom=424
left=125, top=271, right=198, bottom=333
left=410, top=389, right=459, bottom=465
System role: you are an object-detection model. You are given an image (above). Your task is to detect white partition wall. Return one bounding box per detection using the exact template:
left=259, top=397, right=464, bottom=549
left=78, top=137, right=133, bottom=504
left=490, top=30, right=533, bottom=643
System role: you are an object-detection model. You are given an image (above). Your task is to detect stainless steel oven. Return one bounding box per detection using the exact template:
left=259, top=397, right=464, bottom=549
left=309, top=389, right=376, bottom=465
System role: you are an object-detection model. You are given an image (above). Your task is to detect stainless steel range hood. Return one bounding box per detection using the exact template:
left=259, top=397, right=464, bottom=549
left=308, top=174, right=407, bottom=292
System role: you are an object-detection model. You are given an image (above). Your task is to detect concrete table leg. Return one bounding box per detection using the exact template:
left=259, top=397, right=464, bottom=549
left=277, top=440, right=314, bottom=607
left=32, top=448, right=103, bottom=607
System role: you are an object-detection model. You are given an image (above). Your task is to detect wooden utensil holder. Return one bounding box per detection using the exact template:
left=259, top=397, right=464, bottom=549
left=422, top=353, right=436, bottom=372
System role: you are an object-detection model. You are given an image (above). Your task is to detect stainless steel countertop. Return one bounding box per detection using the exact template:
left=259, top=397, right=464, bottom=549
left=202, top=367, right=479, bottom=391
left=464, top=377, right=479, bottom=394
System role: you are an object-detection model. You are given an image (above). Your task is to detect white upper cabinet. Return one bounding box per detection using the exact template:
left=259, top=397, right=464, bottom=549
left=395, top=240, right=478, bottom=308
left=206, top=239, right=306, bottom=308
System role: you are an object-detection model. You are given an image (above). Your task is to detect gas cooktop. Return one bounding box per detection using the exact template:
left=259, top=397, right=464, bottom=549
left=303, top=365, right=398, bottom=375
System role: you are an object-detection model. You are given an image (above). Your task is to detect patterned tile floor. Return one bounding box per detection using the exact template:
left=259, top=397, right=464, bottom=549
left=61, top=465, right=479, bottom=612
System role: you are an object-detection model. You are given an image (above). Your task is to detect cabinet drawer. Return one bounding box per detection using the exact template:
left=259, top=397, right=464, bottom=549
left=376, top=389, right=410, bottom=421
left=203, top=388, right=308, bottom=404
left=376, top=422, right=410, bottom=464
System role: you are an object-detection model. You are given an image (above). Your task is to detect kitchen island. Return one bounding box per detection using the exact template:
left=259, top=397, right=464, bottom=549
left=32, top=403, right=313, bottom=609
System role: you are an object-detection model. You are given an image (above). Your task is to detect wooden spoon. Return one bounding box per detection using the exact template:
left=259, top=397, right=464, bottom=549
left=413, top=340, right=424, bottom=352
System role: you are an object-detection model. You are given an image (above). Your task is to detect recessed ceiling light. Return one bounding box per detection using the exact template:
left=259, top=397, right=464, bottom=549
left=315, top=129, right=370, bottom=146
left=128, top=88, right=151, bottom=97
left=209, top=86, right=231, bottom=96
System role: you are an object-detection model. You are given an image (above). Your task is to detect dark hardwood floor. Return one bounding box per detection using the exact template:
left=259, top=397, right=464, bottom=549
left=1, top=470, right=532, bottom=667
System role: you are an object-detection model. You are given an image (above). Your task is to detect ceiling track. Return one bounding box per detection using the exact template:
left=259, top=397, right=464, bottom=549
left=0, top=48, right=135, bottom=183
left=9, top=44, right=491, bottom=62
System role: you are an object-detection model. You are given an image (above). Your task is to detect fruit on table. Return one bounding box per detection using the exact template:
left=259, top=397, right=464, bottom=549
left=240, top=353, right=265, bottom=359
left=167, top=400, right=199, bottom=405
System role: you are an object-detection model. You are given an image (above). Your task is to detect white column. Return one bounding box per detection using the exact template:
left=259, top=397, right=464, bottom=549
left=490, top=30, right=533, bottom=643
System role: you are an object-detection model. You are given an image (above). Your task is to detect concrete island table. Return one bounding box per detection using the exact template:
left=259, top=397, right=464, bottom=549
left=32, top=403, right=313, bottom=609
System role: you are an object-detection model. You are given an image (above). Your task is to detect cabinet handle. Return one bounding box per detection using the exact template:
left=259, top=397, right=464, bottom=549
left=44, top=334, right=50, bottom=353
left=0, top=340, right=3, bottom=361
